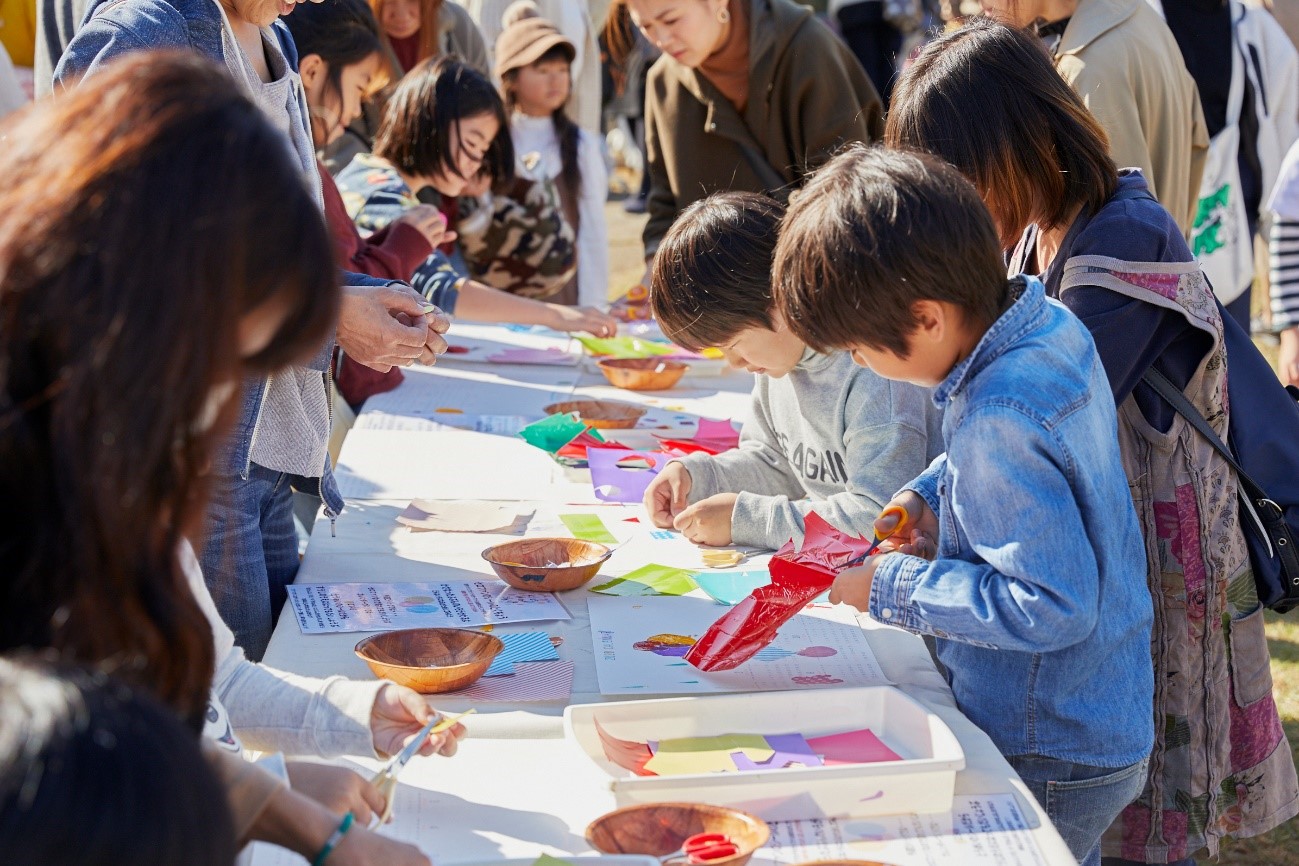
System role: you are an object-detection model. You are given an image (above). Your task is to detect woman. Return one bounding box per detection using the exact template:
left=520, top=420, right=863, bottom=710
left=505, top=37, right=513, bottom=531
left=604, top=0, right=883, bottom=272
left=979, top=0, right=1208, bottom=236
left=0, top=53, right=440, bottom=866
left=886, top=18, right=1298, bottom=865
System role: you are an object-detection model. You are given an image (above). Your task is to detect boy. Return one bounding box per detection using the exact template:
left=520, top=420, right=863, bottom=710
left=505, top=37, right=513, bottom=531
left=643, top=191, right=942, bottom=550
left=772, top=145, right=1154, bottom=866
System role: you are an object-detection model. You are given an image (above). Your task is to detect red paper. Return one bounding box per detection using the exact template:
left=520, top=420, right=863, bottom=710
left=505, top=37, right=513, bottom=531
left=594, top=719, right=656, bottom=776
left=685, top=514, right=871, bottom=672
left=654, top=419, right=741, bottom=455
left=806, top=729, right=902, bottom=764
left=556, top=432, right=627, bottom=460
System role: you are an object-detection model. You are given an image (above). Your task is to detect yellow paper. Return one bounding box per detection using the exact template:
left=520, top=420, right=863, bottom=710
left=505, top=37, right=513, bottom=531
left=643, top=734, right=774, bottom=776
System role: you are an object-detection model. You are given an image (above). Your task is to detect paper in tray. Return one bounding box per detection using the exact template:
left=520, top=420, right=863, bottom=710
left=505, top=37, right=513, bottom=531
left=685, top=514, right=872, bottom=672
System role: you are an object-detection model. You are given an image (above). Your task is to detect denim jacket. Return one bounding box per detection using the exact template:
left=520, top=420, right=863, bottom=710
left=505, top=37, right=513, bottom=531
left=56, top=0, right=397, bottom=517
left=869, top=276, right=1154, bottom=768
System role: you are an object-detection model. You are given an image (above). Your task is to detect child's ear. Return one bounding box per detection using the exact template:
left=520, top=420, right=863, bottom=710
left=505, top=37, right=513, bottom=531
left=910, top=300, right=947, bottom=344
left=299, top=54, right=325, bottom=90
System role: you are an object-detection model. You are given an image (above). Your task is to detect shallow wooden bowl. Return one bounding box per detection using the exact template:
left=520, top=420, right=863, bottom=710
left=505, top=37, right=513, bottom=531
left=598, top=358, right=690, bottom=392
left=482, top=537, right=612, bottom=592
left=544, top=400, right=647, bottom=430
left=354, top=628, right=502, bottom=693
left=586, top=803, right=769, bottom=866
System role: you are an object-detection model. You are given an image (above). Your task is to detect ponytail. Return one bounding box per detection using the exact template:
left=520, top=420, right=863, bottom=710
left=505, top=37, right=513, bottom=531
left=603, top=0, right=638, bottom=69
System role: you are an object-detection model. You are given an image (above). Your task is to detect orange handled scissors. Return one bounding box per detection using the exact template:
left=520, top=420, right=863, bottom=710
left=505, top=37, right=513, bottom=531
left=661, top=833, right=740, bottom=865
left=843, top=504, right=910, bottom=569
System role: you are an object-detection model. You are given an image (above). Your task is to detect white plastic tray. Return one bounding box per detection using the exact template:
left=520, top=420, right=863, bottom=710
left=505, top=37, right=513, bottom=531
left=564, top=686, right=964, bottom=822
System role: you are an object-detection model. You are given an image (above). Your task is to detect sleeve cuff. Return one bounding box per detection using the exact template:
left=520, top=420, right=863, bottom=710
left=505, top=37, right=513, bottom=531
left=869, top=553, right=930, bottom=634
left=906, top=456, right=945, bottom=516
left=375, top=221, right=435, bottom=277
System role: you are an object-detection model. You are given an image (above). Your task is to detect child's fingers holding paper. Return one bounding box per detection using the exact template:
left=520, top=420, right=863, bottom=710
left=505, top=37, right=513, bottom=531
left=829, top=561, right=880, bottom=612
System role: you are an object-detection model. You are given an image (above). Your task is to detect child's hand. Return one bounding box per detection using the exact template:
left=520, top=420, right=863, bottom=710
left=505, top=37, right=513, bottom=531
left=369, top=684, right=465, bottom=759
left=874, top=491, right=938, bottom=560
left=673, top=493, right=736, bottom=547
left=644, top=462, right=693, bottom=527
left=829, top=558, right=883, bottom=612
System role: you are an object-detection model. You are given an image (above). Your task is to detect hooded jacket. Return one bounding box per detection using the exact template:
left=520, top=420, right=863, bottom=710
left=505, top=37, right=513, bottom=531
left=641, top=0, right=882, bottom=257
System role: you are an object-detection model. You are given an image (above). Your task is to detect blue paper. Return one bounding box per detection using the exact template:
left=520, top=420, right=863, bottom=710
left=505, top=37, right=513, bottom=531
left=693, top=571, right=830, bottom=605
left=484, top=631, right=560, bottom=677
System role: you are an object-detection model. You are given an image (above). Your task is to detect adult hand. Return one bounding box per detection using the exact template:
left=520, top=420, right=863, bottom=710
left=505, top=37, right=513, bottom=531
left=285, top=762, right=385, bottom=826
left=829, top=557, right=883, bottom=612
left=392, top=205, right=457, bottom=249
left=1280, top=327, right=1299, bottom=387
left=873, top=491, right=938, bottom=560
left=643, top=462, right=692, bottom=528
left=414, top=304, right=451, bottom=367
left=330, top=827, right=432, bottom=866
left=673, top=493, right=737, bottom=547
left=545, top=304, right=618, bottom=337
left=337, top=284, right=437, bottom=372
left=370, top=684, right=467, bottom=759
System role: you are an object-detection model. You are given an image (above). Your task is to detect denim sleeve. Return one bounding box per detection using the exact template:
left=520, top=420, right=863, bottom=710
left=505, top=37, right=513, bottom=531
left=869, top=405, right=1100, bottom=652
left=408, top=251, right=462, bottom=315
left=904, top=453, right=946, bottom=516
left=54, top=13, right=186, bottom=87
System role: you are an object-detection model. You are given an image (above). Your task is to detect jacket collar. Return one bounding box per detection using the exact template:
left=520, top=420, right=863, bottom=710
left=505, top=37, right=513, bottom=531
left=1058, top=0, right=1140, bottom=56
left=933, top=276, right=1048, bottom=406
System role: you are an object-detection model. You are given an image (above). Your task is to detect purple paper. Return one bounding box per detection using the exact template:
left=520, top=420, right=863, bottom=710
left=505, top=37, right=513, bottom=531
left=730, top=733, right=823, bottom=772
left=589, top=448, right=665, bottom=503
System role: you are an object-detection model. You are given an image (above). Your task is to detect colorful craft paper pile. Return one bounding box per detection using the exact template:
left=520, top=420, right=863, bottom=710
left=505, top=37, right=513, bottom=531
left=653, top=419, right=741, bottom=455
left=594, top=723, right=901, bottom=777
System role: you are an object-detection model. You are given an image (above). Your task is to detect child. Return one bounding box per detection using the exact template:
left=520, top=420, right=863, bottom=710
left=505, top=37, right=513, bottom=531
left=772, top=146, right=1154, bottom=866
left=335, top=55, right=617, bottom=337
left=497, top=1, right=609, bottom=307
left=642, top=191, right=942, bottom=550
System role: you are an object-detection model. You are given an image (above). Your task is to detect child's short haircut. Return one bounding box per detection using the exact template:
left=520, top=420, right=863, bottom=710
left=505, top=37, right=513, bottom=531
left=650, top=192, right=785, bottom=351
left=774, top=145, right=1005, bottom=356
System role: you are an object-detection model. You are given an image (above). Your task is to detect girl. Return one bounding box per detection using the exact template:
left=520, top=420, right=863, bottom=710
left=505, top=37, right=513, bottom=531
left=337, top=55, right=618, bottom=336
left=886, top=18, right=1299, bottom=864
left=497, top=2, right=609, bottom=308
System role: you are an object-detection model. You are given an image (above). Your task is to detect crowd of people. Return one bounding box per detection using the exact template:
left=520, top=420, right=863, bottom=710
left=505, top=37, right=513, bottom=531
left=2, top=0, right=1299, bottom=864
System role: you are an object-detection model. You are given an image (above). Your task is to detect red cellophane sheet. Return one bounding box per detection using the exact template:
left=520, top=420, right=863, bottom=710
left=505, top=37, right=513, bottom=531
left=684, top=514, right=871, bottom=672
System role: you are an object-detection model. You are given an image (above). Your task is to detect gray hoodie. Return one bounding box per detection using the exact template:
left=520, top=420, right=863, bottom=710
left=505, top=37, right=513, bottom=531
left=676, top=349, right=943, bottom=549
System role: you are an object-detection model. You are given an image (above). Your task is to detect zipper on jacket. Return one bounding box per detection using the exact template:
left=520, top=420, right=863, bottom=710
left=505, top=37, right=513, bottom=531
left=243, top=376, right=270, bottom=478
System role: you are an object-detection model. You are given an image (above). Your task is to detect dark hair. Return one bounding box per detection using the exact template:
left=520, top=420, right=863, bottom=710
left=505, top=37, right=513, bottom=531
left=773, top=145, right=1007, bottom=356
left=885, top=17, right=1117, bottom=245
left=374, top=55, right=515, bottom=191
left=501, top=44, right=582, bottom=205
left=650, top=192, right=784, bottom=350
left=0, top=656, right=236, bottom=866
left=284, top=0, right=388, bottom=141
left=0, top=52, right=339, bottom=728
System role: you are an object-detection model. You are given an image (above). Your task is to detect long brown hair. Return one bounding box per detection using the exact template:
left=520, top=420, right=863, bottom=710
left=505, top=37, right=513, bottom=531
left=371, top=0, right=444, bottom=66
left=0, top=52, right=340, bottom=729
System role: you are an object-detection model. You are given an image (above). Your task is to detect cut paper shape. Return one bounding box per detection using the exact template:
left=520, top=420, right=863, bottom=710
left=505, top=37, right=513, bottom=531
left=396, top=500, right=531, bottom=534
left=561, top=513, right=618, bottom=544
left=556, top=432, right=626, bottom=462
left=654, top=419, right=742, bottom=456
left=701, top=550, right=746, bottom=569
left=518, top=413, right=600, bottom=454
left=486, top=347, right=578, bottom=365
left=643, top=734, right=774, bottom=776
left=591, top=564, right=697, bottom=597
left=595, top=718, right=656, bottom=776
left=730, top=733, right=823, bottom=771
left=633, top=633, right=695, bottom=656
left=576, top=335, right=679, bottom=358
left=588, top=448, right=665, bottom=503
left=806, top=728, right=902, bottom=764
left=484, top=631, right=561, bottom=676
left=451, top=660, right=573, bottom=701
left=694, top=571, right=831, bottom=606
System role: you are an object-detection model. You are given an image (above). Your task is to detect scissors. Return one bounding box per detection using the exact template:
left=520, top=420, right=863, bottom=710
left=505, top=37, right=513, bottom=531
left=370, top=708, right=475, bottom=825
left=660, top=833, right=740, bottom=865
left=843, top=504, right=910, bottom=569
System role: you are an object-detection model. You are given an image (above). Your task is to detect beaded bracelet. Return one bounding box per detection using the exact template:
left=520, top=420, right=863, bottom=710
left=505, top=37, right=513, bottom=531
left=311, top=812, right=355, bottom=866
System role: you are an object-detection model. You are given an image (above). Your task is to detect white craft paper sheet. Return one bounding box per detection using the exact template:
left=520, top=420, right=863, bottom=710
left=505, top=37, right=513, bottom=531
left=286, top=581, right=571, bottom=634
left=587, top=594, right=892, bottom=696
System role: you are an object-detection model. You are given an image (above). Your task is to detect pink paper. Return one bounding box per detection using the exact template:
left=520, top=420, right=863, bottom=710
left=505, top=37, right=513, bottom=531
left=486, top=347, right=578, bottom=366
left=588, top=448, right=665, bottom=503
left=450, top=661, right=574, bottom=702
left=731, top=733, right=823, bottom=771
left=806, top=728, right=902, bottom=764
left=654, top=419, right=741, bottom=455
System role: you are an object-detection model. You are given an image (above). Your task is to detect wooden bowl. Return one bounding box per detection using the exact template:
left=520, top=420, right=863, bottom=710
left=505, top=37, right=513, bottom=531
left=586, top=803, right=769, bottom=866
left=354, top=628, right=502, bottom=693
left=598, top=358, right=690, bottom=391
left=544, top=400, right=647, bottom=430
left=482, top=537, right=612, bottom=592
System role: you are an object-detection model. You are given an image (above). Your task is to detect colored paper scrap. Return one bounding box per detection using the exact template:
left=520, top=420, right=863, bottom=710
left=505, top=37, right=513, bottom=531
left=486, top=347, right=578, bottom=365
left=561, top=513, right=618, bottom=544
left=701, top=549, right=746, bottom=568
left=654, top=419, right=742, bottom=456
left=576, top=335, right=679, bottom=358
left=590, top=564, right=697, bottom=597
left=588, top=448, right=666, bottom=503
left=452, top=661, right=573, bottom=701
left=731, top=733, right=823, bottom=771
left=643, top=734, right=774, bottom=776
left=595, top=719, right=656, bottom=776
left=396, top=500, right=531, bottom=534
left=484, top=657, right=515, bottom=677
left=518, top=413, right=599, bottom=454
left=532, top=855, right=577, bottom=866
left=555, top=432, right=625, bottom=462
left=694, top=571, right=829, bottom=605
left=484, top=630, right=561, bottom=676
left=806, top=728, right=902, bottom=764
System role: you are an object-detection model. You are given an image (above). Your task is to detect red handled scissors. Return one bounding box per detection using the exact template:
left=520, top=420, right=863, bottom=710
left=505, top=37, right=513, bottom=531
left=661, top=833, right=740, bottom=865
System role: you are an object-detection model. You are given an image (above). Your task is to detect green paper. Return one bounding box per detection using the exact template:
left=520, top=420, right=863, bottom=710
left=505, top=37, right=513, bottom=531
left=561, top=513, right=618, bottom=544
left=518, top=413, right=601, bottom=454
left=576, top=335, right=678, bottom=358
left=589, top=564, right=697, bottom=596
left=643, top=734, right=775, bottom=775
left=532, top=855, right=576, bottom=866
